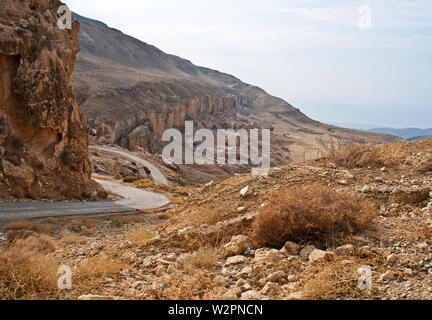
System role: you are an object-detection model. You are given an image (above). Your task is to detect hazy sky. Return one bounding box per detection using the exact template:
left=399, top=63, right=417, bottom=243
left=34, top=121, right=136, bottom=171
left=66, top=0, right=432, bottom=128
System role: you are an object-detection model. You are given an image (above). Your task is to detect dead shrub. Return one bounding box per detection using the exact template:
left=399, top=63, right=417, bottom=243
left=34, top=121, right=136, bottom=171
left=178, top=247, right=219, bottom=271
left=7, top=234, right=57, bottom=255
left=58, top=230, right=87, bottom=245
left=108, top=214, right=147, bottom=225
left=301, top=258, right=379, bottom=300
left=0, top=235, right=59, bottom=299
left=252, top=185, right=376, bottom=249
left=73, top=256, right=126, bottom=291
left=4, top=221, right=55, bottom=234
left=127, top=229, right=155, bottom=243
left=152, top=269, right=223, bottom=300
left=134, top=178, right=154, bottom=189
left=320, top=140, right=398, bottom=168
left=0, top=253, right=59, bottom=300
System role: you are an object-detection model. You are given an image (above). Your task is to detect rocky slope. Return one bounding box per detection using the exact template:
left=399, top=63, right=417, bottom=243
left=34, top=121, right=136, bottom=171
left=0, top=0, right=101, bottom=200
left=1, top=138, right=431, bottom=300
left=71, top=14, right=402, bottom=174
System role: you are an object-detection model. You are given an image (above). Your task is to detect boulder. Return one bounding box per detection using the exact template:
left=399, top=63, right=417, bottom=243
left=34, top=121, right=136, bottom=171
left=224, top=235, right=253, bottom=256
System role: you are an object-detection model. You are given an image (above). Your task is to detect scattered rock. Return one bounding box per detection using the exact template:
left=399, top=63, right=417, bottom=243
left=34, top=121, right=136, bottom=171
left=240, top=290, right=263, bottom=300
left=254, top=249, right=283, bottom=266
left=308, top=249, right=327, bottom=263
left=286, top=291, right=303, bottom=300
left=282, top=241, right=300, bottom=255
left=300, top=246, right=316, bottom=260
left=240, top=186, right=254, bottom=198
left=267, top=271, right=287, bottom=284
left=386, top=254, right=398, bottom=264
left=261, top=282, right=281, bottom=295
left=237, top=206, right=247, bottom=213
left=224, top=235, right=253, bottom=256
left=223, top=287, right=241, bottom=300
left=155, top=265, right=166, bottom=276
left=226, top=255, right=248, bottom=266
left=336, top=244, right=354, bottom=256
left=338, top=180, right=348, bottom=186
left=380, top=270, right=395, bottom=281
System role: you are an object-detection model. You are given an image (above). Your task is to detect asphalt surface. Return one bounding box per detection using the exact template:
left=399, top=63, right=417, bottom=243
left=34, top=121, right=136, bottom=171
left=92, top=146, right=169, bottom=185
left=0, top=148, right=171, bottom=223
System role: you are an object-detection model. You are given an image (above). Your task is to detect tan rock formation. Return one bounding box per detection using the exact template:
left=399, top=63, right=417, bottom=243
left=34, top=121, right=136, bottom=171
left=0, top=0, right=101, bottom=200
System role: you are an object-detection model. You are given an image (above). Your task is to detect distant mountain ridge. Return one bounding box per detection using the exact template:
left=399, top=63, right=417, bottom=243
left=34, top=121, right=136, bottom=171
left=71, top=13, right=402, bottom=178
left=367, top=128, right=432, bottom=140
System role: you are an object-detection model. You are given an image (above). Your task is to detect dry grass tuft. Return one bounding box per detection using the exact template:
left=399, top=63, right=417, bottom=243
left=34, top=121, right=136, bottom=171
left=127, top=229, right=155, bottom=243
left=178, top=247, right=219, bottom=271
left=74, top=256, right=126, bottom=280
left=252, top=185, right=376, bottom=249
left=134, top=178, right=155, bottom=189
left=4, top=221, right=55, bottom=234
left=301, top=256, right=383, bottom=300
left=0, top=235, right=59, bottom=299
left=151, top=269, right=224, bottom=300
left=108, top=214, right=147, bottom=226
left=7, top=234, right=57, bottom=254
left=58, top=230, right=87, bottom=245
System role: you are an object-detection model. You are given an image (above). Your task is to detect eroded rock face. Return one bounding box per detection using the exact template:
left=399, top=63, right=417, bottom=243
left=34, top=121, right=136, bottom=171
left=0, top=0, right=100, bottom=200
left=88, top=93, right=253, bottom=153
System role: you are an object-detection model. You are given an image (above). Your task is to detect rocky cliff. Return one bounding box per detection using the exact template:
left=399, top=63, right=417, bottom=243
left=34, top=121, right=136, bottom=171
left=0, top=0, right=100, bottom=200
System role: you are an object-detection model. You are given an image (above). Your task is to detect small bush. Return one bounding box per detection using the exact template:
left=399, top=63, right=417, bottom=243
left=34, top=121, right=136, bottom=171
left=58, top=230, right=87, bottom=245
left=113, top=173, right=122, bottom=180
left=5, top=221, right=55, bottom=234
left=128, top=229, right=155, bottom=243
left=110, top=219, right=123, bottom=228
left=178, top=247, right=219, bottom=271
left=320, top=141, right=397, bottom=168
left=134, top=178, right=155, bottom=189
left=8, top=234, right=57, bottom=254
left=0, top=251, right=58, bottom=299
left=252, top=185, right=376, bottom=248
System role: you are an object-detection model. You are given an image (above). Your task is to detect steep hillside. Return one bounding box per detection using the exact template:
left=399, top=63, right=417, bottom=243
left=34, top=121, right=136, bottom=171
left=0, top=1, right=102, bottom=200
left=71, top=14, right=402, bottom=182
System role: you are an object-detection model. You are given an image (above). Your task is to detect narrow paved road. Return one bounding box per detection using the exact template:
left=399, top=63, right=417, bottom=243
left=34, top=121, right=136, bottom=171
left=0, top=148, right=171, bottom=222
left=92, top=146, right=169, bottom=185
left=94, top=178, right=170, bottom=209
left=0, top=179, right=170, bottom=223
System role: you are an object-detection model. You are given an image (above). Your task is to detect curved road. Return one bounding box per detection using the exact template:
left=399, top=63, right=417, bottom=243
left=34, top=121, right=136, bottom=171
left=0, top=149, right=170, bottom=223
left=92, top=146, right=169, bottom=185
left=94, top=178, right=169, bottom=209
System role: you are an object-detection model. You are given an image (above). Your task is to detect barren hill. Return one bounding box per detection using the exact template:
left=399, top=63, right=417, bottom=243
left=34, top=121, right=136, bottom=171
left=71, top=13, right=402, bottom=181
